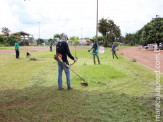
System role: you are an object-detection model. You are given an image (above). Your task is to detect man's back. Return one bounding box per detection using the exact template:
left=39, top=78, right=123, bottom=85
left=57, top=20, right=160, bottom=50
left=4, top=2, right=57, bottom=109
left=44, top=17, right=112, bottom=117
left=56, top=42, right=74, bottom=62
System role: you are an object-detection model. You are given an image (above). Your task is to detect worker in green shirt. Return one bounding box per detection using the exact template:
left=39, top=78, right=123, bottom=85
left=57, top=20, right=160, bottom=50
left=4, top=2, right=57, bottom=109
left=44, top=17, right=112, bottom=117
left=88, top=41, right=100, bottom=64
left=15, top=39, right=22, bottom=58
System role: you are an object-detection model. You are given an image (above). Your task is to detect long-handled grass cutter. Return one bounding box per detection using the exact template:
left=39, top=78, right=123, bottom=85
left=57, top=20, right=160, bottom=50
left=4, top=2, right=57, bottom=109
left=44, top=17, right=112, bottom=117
left=54, top=54, right=88, bottom=86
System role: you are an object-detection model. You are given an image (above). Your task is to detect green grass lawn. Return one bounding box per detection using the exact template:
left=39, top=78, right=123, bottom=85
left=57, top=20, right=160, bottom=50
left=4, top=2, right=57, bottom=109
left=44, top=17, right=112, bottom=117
left=0, top=47, right=162, bottom=121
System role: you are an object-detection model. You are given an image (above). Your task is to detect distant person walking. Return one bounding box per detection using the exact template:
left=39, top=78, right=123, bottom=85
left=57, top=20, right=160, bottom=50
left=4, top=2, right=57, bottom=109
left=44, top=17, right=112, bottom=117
left=49, top=41, right=53, bottom=52
left=15, top=39, right=22, bottom=58
left=88, top=41, right=100, bottom=64
left=112, top=42, right=118, bottom=59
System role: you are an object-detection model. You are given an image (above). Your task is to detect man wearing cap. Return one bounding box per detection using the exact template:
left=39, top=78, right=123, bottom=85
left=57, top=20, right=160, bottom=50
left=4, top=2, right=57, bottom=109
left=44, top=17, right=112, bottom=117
left=88, top=41, right=100, bottom=64
left=56, top=33, right=77, bottom=90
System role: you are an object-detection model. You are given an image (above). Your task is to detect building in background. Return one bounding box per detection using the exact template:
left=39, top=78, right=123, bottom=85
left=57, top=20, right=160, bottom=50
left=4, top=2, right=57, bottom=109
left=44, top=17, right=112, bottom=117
left=79, top=38, right=91, bottom=45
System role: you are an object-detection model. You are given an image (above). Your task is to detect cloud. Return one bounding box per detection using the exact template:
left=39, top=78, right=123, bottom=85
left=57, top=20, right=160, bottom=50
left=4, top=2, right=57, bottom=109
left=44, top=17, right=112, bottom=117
left=0, top=0, right=163, bottom=39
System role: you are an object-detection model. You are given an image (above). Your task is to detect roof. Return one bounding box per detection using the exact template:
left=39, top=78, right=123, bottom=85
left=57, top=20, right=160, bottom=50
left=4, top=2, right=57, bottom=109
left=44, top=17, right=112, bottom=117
left=0, top=31, right=32, bottom=36
left=11, top=31, right=31, bottom=36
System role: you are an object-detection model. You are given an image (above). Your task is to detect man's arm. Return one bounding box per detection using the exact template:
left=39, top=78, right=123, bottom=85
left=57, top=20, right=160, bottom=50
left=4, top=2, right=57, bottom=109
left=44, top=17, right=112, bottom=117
left=18, top=41, right=22, bottom=44
left=65, top=43, right=74, bottom=60
left=88, top=45, right=93, bottom=52
left=96, top=45, right=99, bottom=52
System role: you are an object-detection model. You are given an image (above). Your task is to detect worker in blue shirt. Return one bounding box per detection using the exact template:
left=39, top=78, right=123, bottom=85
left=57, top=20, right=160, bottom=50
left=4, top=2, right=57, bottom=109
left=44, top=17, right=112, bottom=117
left=112, top=42, right=118, bottom=59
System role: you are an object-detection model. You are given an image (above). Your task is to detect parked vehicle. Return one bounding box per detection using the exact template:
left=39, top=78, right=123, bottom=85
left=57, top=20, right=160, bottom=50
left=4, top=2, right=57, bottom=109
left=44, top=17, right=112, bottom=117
left=144, top=44, right=154, bottom=49
left=159, top=42, right=163, bottom=50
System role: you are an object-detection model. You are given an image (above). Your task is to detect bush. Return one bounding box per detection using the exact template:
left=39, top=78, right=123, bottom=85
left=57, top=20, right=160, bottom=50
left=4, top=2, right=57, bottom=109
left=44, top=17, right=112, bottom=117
left=99, top=41, right=104, bottom=46
left=114, top=42, right=120, bottom=47
left=4, top=43, right=10, bottom=46
left=0, top=43, right=10, bottom=47
left=131, top=59, right=137, bottom=62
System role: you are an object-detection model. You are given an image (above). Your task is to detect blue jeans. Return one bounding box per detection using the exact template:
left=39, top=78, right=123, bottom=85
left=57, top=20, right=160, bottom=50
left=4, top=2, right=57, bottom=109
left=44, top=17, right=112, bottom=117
left=112, top=51, right=118, bottom=59
left=58, top=62, right=71, bottom=89
left=93, top=53, right=100, bottom=64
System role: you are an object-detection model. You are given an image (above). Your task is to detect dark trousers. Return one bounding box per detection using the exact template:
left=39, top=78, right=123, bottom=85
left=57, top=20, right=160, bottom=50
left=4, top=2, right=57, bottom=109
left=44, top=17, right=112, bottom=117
left=15, top=50, right=19, bottom=58
left=50, top=46, right=52, bottom=52
left=112, top=51, right=118, bottom=59
left=93, top=53, right=100, bottom=64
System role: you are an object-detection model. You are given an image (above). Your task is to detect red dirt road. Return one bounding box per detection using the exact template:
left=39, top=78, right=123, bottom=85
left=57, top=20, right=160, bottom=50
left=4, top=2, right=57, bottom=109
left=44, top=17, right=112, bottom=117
left=0, top=46, right=87, bottom=54
left=0, top=47, right=49, bottom=54
left=118, top=47, right=163, bottom=73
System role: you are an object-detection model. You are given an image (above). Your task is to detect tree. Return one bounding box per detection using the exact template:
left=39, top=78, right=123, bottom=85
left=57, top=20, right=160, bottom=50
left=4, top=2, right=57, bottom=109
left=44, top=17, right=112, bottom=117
left=0, top=35, right=4, bottom=44
left=127, top=17, right=163, bottom=46
left=98, top=18, right=121, bottom=47
left=28, top=37, right=34, bottom=43
left=53, top=33, right=62, bottom=41
left=70, top=36, right=79, bottom=45
left=36, top=38, right=44, bottom=45
left=7, top=35, right=17, bottom=46
left=91, top=36, right=104, bottom=45
left=124, top=33, right=136, bottom=46
left=48, top=38, right=54, bottom=46
left=98, top=18, right=108, bottom=46
left=119, top=36, right=125, bottom=43
left=1, top=27, right=10, bottom=37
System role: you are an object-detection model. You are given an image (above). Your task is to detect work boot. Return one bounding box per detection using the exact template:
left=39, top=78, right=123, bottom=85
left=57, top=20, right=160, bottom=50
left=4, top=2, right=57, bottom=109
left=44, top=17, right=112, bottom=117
left=68, top=87, right=73, bottom=90
left=58, top=88, right=64, bottom=90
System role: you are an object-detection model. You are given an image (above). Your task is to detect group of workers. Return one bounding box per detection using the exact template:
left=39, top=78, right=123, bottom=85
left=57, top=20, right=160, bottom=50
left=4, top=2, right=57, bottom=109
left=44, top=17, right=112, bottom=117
left=14, top=33, right=118, bottom=90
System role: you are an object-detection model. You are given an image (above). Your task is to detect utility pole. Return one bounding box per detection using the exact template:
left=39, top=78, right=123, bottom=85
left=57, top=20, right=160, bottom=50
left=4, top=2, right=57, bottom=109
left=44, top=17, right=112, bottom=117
left=96, top=0, right=98, bottom=42
left=38, top=22, right=40, bottom=39
left=155, top=15, right=159, bottom=47
left=81, top=27, right=82, bottom=40
left=38, top=22, right=40, bottom=45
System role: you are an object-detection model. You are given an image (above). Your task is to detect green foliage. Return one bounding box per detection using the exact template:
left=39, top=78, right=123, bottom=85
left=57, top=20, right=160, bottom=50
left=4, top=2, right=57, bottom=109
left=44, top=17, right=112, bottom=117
left=7, top=35, right=18, bottom=46
left=1, top=27, right=10, bottom=36
left=48, top=38, right=54, bottom=46
left=36, top=38, right=45, bottom=45
left=0, top=43, right=10, bottom=47
left=131, top=59, right=137, bottom=62
left=98, top=18, right=108, bottom=36
left=28, top=37, right=34, bottom=43
left=124, top=17, right=163, bottom=46
left=91, top=36, right=104, bottom=45
left=53, top=33, right=62, bottom=41
left=124, top=33, right=136, bottom=46
left=0, top=33, right=22, bottom=46
left=98, top=18, right=121, bottom=47
left=114, top=42, right=120, bottom=47
left=70, top=36, right=80, bottom=45
left=90, top=36, right=104, bottom=42
left=0, top=35, right=4, bottom=43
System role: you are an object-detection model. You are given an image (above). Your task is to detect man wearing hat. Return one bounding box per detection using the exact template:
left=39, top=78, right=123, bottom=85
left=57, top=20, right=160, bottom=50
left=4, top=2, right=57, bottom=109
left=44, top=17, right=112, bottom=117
left=56, top=33, right=77, bottom=90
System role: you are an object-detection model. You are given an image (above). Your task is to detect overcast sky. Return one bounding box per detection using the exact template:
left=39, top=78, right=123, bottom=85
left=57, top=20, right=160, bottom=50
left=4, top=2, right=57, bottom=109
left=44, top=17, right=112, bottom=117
left=0, top=0, right=163, bottom=39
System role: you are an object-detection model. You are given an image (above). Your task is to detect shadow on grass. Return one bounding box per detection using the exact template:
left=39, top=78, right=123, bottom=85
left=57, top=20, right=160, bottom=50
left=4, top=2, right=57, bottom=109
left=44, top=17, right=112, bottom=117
left=0, top=86, right=158, bottom=122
